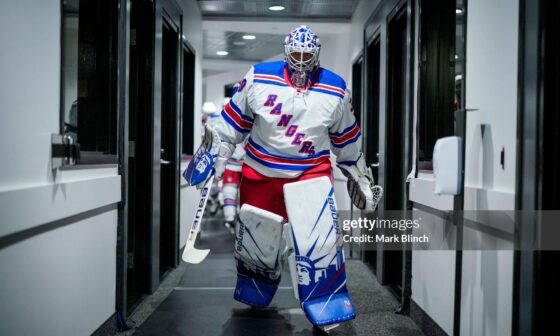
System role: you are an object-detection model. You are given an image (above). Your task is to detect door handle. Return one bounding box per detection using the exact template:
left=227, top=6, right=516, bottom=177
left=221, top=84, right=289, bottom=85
left=161, top=159, right=171, bottom=165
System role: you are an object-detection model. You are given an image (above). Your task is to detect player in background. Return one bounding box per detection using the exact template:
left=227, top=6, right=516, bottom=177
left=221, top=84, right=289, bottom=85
left=221, top=94, right=246, bottom=233
left=184, top=25, right=382, bottom=331
left=221, top=142, right=245, bottom=233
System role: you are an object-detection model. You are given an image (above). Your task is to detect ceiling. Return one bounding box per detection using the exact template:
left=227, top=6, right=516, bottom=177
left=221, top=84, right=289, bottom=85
left=197, top=0, right=360, bottom=20
left=199, top=1, right=357, bottom=77
left=204, top=30, right=285, bottom=61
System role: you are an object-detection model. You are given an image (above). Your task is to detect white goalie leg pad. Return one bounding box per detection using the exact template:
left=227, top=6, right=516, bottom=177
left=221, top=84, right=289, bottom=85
left=283, top=222, right=299, bottom=301
left=234, top=204, right=284, bottom=307
left=222, top=184, right=238, bottom=222
left=283, top=176, right=356, bottom=327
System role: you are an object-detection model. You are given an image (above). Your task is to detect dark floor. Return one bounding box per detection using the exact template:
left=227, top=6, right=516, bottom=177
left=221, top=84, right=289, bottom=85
left=131, top=215, right=423, bottom=336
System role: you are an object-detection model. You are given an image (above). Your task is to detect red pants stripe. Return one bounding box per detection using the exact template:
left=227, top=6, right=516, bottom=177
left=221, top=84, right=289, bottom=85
left=239, top=162, right=332, bottom=220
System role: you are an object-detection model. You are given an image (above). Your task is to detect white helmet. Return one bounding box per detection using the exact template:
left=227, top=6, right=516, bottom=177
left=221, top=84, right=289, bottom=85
left=284, top=25, right=321, bottom=87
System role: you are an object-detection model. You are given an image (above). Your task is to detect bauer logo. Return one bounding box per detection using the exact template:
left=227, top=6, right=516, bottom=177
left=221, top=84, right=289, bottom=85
left=328, top=196, right=340, bottom=234
left=235, top=220, right=245, bottom=252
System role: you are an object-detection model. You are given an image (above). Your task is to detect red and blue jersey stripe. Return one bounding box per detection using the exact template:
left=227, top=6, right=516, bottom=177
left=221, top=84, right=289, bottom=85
left=221, top=99, right=254, bottom=133
left=309, top=68, right=347, bottom=99
left=309, top=83, right=345, bottom=99
left=329, top=122, right=361, bottom=148
left=245, top=137, right=330, bottom=171
left=253, top=74, right=288, bottom=87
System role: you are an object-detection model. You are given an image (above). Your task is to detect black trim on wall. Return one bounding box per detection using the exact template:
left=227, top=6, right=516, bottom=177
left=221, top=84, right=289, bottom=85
left=513, top=0, right=540, bottom=334
left=514, top=0, right=560, bottom=334
left=116, top=0, right=130, bottom=320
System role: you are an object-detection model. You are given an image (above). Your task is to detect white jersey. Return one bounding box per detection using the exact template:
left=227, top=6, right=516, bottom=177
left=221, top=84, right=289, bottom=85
left=215, top=61, right=362, bottom=178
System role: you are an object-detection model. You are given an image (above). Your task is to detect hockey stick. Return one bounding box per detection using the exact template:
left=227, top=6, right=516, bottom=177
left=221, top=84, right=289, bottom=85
left=182, top=175, right=215, bottom=264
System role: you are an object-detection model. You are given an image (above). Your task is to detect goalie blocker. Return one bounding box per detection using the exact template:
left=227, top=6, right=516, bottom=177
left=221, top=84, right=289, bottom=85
left=233, top=177, right=355, bottom=327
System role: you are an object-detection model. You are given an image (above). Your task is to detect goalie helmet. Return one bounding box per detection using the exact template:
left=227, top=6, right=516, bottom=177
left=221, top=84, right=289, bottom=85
left=284, top=25, right=321, bottom=88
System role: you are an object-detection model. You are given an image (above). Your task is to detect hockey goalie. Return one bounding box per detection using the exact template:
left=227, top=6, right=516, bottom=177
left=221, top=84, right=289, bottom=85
left=184, top=25, right=382, bottom=331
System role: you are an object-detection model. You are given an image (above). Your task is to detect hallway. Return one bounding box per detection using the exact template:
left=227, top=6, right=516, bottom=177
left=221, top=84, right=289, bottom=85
left=2, top=0, right=559, bottom=335
left=128, top=217, right=423, bottom=336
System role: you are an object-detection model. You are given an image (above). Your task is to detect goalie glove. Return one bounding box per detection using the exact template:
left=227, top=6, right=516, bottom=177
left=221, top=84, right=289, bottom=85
left=337, top=155, right=383, bottom=211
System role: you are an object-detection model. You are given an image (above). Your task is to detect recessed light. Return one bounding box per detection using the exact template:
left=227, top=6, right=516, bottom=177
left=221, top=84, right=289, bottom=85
left=233, top=41, right=246, bottom=46
left=216, top=51, right=228, bottom=56
left=268, top=5, right=285, bottom=11
left=455, top=55, right=459, bottom=59
left=456, top=8, right=463, bottom=14
left=242, top=35, right=256, bottom=40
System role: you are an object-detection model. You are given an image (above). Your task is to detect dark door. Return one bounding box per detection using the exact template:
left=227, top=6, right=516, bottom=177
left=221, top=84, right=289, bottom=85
left=127, top=0, right=155, bottom=312
left=534, top=1, right=560, bottom=331
left=351, top=56, right=363, bottom=129
left=515, top=1, right=560, bottom=334
left=365, top=36, right=381, bottom=185
left=182, top=45, right=195, bottom=156
left=363, top=35, right=381, bottom=272
left=159, top=16, right=181, bottom=278
left=383, top=5, right=410, bottom=296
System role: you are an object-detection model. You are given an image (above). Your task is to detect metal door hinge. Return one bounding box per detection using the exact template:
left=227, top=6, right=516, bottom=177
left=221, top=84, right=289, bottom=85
left=51, top=134, right=80, bottom=169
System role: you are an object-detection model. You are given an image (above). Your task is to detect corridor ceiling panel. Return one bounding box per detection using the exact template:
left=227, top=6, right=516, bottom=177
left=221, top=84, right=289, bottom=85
left=204, top=30, right=285, bottom=61
left=197, top=0, right=360, bottom=20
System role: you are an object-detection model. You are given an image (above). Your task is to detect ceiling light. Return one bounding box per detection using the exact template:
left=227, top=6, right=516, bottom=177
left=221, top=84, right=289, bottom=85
left=268, top=5, right=285, bottom=11
left=216, top=51, right=228, bottom=56
left=456, top=8, right=463, bottom=14
left=242, top=35, right=256, bottom=40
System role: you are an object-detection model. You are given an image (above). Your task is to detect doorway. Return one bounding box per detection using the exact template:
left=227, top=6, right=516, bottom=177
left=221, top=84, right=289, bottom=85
left=182, top=44, right=195, bottom=156
left=363, top=34, right=381, bottom=272
left=351, top=55, right=363, bottom=129
left=383, top=5, right=411, bottom=296
left=159, top=17, right=181, bottom=278
left=127, top=0, right=155, bottom=312
left=515, top=0, right=560, bottom=334
left=127, top=0, right=182, bottom=309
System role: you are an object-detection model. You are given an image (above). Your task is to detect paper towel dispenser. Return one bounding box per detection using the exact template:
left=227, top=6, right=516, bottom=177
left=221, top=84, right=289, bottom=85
left=433, top=136, right=463, bottom=195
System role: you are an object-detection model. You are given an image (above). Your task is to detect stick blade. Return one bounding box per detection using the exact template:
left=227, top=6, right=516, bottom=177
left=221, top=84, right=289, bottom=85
left=182, top=247, right=210, bottom=264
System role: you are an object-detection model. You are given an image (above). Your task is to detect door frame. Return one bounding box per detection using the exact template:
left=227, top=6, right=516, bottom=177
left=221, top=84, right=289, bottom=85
left=349, top=51, right=364, bottom=259
left=180, top=40, right=196, bottom=157
left=149, top=0, right=183, bottom=290
left=116, top=0, right=131, bottom=319
left=362, top=0, right=415, bottom=299
left=513, top=0, right=552, bottom=334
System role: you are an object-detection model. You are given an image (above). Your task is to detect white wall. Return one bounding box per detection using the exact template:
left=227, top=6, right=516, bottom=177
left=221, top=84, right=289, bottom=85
left=460, top=0, right=518, bottom=334
left=0, top=1, right=120, bottom=335
left=181, top=0, right=204, bottom=152
left=408, top=0, right=519, bottom=334
left=0, top=0, right=204, bottom=334
left=349, top=0, right=382, bottom=62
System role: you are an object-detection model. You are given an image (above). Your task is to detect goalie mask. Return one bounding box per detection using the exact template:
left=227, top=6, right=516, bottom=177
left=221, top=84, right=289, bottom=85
left=284, top=25, right=321, bottom=88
